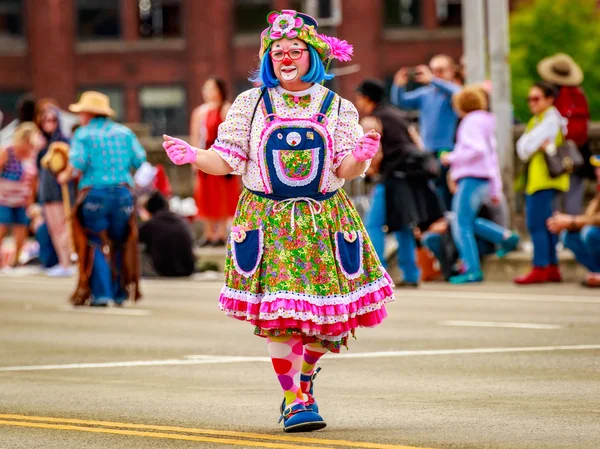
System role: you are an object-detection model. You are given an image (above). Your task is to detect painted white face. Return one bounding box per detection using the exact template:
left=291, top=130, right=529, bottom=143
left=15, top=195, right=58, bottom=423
left=271, top=38, right=310, bottom=84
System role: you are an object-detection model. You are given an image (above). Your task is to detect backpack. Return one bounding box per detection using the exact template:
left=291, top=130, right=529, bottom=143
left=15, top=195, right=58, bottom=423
left=555, top=86, right=589, bottom=147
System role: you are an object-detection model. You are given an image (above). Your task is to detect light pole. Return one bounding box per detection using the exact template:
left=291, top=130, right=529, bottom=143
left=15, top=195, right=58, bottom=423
left=486, top=0, right=514, bottom=213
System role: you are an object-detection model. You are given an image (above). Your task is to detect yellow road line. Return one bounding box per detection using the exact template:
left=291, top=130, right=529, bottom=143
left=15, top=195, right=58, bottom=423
left=0, top=414, right=436, bottom=449
left=0, top=420, right=334, bottom=449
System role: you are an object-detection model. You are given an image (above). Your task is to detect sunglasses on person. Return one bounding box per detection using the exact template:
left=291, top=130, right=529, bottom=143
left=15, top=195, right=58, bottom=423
left=270, top=48, right=308, bottom=62
left=42, top=117, right=58, bottom=124
left=527, top=95, right=543, bottom=104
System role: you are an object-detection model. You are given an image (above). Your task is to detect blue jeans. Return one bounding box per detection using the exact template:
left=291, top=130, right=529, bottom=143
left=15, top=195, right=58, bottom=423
left=422, top=221, right=497, bottom=266
left=526, top=189, right=558, bottom=267
left=366, top=184, right=420, bottom=283
left=563, top=226, right=600, bottom=273
left=35, top=223, right=59, bottom=268
left=450, top=178, right=490, bottom=274
left=81, top=187, right=133, bottom=304
left=0, top=205, right=28, bottom=225
left=434, top=150, right=452, bottom=211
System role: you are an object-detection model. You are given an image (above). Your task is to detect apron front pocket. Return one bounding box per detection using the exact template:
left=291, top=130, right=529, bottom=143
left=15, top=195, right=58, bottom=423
left=334, top=230, right=364, bottom=280
left=273, top=147, right=321, bottom=186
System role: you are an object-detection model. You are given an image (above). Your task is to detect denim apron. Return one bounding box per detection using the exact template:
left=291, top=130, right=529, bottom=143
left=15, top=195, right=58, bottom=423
left=256, top=89, right=337, bottom=200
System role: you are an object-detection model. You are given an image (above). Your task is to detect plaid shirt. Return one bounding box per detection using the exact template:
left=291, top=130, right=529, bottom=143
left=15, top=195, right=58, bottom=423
left=70, top=117, right=147, bottom=188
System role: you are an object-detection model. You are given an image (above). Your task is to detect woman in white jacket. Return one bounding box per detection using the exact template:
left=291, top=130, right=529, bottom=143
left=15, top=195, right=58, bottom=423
left=515, top=81, right=569, bottom=285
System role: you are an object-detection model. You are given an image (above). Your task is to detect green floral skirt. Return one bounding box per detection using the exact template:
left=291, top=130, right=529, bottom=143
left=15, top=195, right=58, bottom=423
left=218, top=188, right=394, bottom=352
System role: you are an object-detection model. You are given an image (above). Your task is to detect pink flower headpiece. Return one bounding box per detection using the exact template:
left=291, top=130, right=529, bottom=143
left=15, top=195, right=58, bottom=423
left=266, top=10, right=304, bottom=40
left=258, top=9, right=353, bottom=65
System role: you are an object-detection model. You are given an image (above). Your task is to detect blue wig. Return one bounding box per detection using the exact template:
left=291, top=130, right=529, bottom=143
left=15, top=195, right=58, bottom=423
left=249, top=45, right=334, bottom=88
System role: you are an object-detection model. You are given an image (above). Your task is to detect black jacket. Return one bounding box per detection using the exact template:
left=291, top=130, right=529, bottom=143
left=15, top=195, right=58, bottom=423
left=372, top=104, right=443, bottom=232
left=139, top=210, right=196, bottom=277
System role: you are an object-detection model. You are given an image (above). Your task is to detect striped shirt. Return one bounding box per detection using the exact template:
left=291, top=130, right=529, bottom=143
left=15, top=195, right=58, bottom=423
left=0, top=147, right=37, bottom=207
left=69, top=117, right=147, bottom=189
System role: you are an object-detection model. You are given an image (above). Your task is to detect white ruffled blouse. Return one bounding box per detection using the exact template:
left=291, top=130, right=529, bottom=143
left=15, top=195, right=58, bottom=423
left=211, top=83, right=364, bottom=192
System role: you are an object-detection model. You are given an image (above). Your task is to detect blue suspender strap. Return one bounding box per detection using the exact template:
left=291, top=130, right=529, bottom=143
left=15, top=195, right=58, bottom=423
left=317, top=90, right=337, bottom=122
left=262, top=87, right=275, bottom=120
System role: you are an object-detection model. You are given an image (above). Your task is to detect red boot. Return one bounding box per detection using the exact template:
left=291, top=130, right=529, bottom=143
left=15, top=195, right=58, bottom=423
left=546, top=265, right=562, bottom=283
left=514, top=267, right=549, bottom=285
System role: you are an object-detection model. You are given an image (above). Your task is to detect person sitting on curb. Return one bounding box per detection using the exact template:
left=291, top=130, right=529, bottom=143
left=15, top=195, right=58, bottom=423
left=139, top=191, right=196, bottom=278
left=421, top=175, right=518, bottom=281
left=547, top=155, right=600, bottom=288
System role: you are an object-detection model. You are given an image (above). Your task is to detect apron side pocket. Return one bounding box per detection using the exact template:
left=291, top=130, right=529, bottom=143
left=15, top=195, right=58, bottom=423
left=334, top=230, right=364, bottom=280
left=231, top=228, right=263, bottom=278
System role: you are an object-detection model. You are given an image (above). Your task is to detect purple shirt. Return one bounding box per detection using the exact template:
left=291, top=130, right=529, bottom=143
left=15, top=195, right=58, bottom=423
left=446, top=110, right=502, bottom=199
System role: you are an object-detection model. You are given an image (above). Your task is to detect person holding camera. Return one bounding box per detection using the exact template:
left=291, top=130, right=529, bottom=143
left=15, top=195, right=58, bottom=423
left=391, top=55, right=461, bottom=210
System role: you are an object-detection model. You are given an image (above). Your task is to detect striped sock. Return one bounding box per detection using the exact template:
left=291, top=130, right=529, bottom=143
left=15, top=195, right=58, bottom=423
left=300, top=343, right=328, bottom=399
left=267, top=335, right=305, bottom=408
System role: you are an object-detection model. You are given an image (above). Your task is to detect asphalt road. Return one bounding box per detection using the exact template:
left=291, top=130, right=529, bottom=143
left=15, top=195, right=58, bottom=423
left=1, top=274, right=599, bottom=449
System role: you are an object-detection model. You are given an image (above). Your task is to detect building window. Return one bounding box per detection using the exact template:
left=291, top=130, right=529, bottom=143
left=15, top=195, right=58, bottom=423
left=77, top=0, right=121, bottom=40
left=384, top=0, right=421, bottom=28
left=139, top=86, right=186, bottom=137
left=234, top=0, right=272, bottom=34
left=139, top=0, right=183, bottom=38
left=0, top=91, right=24, bottom=126
left=77, top=87, right=125, bottom=122
left=0, top=0, right=24, bottom=39
left=437, top=0, right=462, bottom=27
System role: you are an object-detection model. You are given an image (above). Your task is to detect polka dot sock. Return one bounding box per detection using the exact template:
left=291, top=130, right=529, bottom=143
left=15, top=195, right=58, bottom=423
left=267, top=335, right=305, bottom=408
left=300, top=343, right=328, bottom=399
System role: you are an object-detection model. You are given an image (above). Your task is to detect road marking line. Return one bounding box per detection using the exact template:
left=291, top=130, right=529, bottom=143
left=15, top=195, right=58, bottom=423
left=402, top=290, right=600, bottom=304
left=0, top=416, right=434, bottom=449
left=58, top=306, right=152, bottom=316
left=437, top=321, right=563, bottom=330
left=0, top=420, right=335, bottom=449
left=2, top=345, right=600, bottom=372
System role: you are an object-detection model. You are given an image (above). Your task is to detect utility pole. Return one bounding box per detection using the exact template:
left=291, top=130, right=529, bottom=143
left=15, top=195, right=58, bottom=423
left=461, top=0, right=487, bottom=84
left=486, top=0, right=514, bottom=214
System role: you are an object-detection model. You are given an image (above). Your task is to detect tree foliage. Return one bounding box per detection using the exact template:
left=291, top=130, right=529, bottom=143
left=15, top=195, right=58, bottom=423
left=510, top=0, right=600, bottom=122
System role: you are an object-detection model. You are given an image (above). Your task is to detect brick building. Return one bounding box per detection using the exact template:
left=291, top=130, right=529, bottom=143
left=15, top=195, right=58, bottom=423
left=0, top=0, right=468, bottom=136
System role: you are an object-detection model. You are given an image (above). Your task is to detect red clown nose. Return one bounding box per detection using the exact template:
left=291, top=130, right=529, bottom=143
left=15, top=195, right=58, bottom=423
left=282, top=57, right=293, bottom=66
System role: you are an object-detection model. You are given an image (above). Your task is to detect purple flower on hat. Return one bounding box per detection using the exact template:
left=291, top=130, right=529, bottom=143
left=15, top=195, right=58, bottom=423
left=266, top=9, right=304, bottom=40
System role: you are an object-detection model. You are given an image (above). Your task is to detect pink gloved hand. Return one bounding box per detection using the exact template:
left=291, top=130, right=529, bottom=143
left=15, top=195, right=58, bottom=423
left=163, top=134, right=197, bottom=166
left=352, top=130, right=381, bottom=162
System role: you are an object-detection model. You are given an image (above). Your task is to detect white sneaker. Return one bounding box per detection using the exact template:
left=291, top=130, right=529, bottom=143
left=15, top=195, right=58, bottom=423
left=46, top=265, right=75, bottom=277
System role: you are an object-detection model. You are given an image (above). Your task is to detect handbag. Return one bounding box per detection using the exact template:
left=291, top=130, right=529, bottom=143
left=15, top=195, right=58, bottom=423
left=402, top=150, right=441, bottom=179
left=544, top=139, right=584, bottom=178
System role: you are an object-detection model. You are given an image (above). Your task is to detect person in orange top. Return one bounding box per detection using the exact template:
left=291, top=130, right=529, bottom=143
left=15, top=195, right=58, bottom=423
left=190, top=78, right=241, bottom=247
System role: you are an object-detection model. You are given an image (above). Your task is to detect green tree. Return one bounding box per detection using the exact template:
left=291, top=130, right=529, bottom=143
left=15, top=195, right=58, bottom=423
left=510, top=0, right=600, bottom=122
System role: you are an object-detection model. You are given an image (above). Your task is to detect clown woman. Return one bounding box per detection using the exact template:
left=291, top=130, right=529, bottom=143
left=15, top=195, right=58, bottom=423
left=163, top=10, right=394, bottom=433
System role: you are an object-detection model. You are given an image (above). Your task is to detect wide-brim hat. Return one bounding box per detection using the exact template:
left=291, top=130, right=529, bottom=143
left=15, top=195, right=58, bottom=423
left=69, top=91, right=115, bottom=117
left=591, top=155, right=600, bottom=168
left=537, top=53, right=583, bottom=87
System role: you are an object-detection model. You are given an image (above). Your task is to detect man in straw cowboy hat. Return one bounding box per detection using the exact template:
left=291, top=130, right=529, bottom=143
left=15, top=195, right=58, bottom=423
left=538, top=53, right=591, bottom=215
left=547, top=155, right=600, bottom=288
left=58, top=91, right=146, bottom=306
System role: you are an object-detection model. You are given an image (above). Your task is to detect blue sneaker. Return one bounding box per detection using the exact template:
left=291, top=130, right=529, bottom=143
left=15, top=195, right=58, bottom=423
left=496, top=233, right=519, bottom=258
left=449, top=271, right=484, bottom=284
left=91, top=297, right=111, bottom=307
left=281, top=367, right=321, bottom=414
left=279, top=404, right=326, bottom=433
